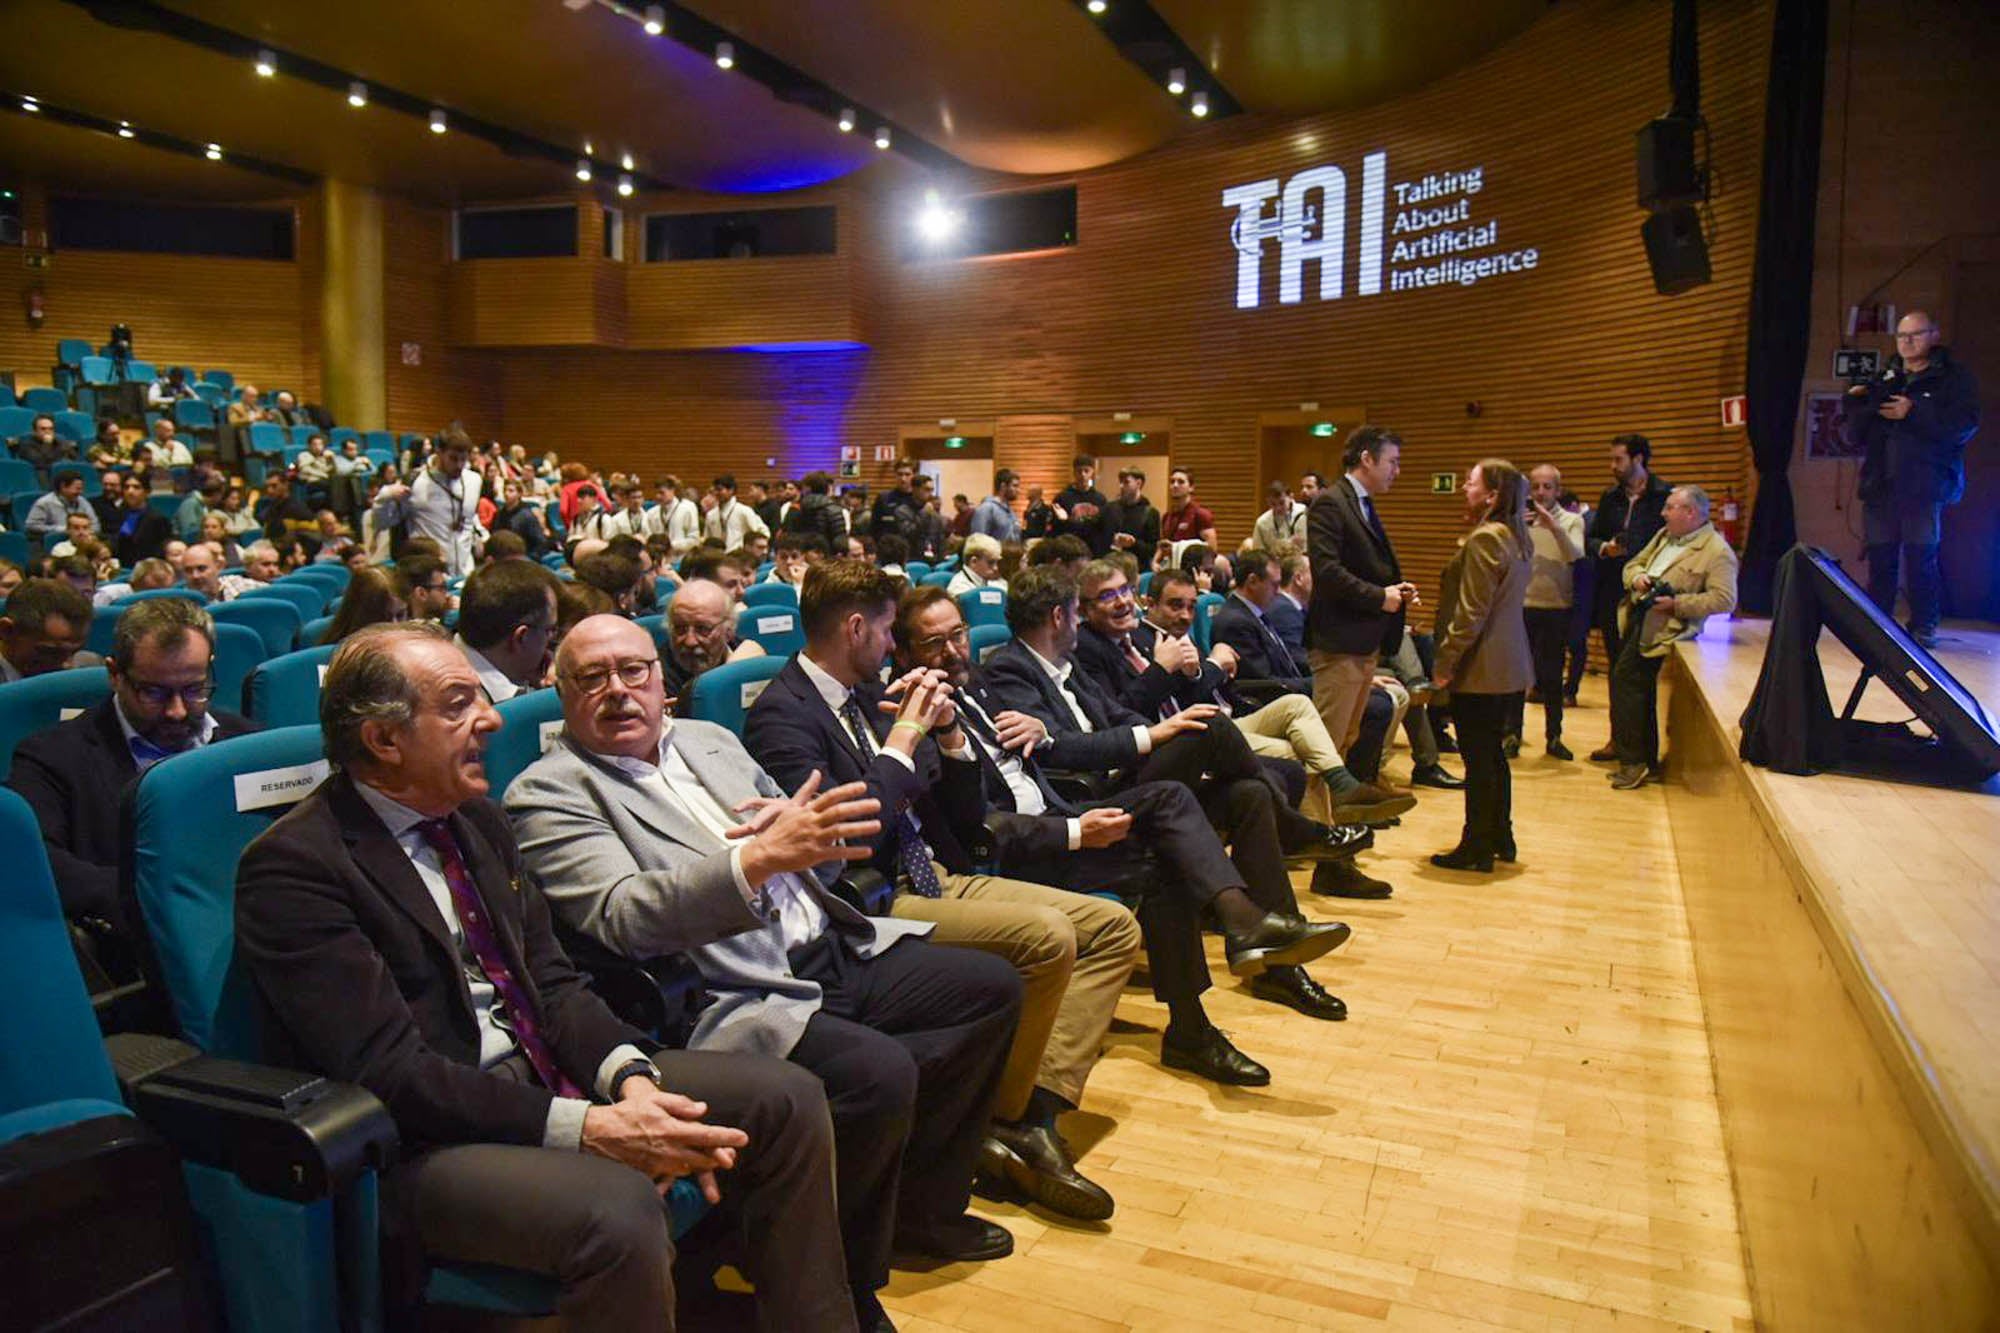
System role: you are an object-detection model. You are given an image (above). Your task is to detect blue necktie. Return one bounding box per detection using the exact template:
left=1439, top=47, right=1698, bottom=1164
left=840, top=692, right=944, bottom=898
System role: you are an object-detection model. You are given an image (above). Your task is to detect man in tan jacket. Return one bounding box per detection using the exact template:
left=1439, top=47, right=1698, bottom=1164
left=1602, top=485, right=1739, bottom=788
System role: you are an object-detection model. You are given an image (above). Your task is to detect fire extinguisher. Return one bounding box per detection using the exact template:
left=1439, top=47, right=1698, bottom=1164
left=23, top=283, right=45, bottom=328
left=1718, top=487, right=1742, bottom=548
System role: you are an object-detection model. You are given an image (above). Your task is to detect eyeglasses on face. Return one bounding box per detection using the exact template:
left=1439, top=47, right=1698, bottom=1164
left=1090, top=585, right=1134, bottom=605
left=912, top=626, right=970, bottom=653
left=126, top=676, right=215, bottom=708
left=567, top=657, right=659, bottom=694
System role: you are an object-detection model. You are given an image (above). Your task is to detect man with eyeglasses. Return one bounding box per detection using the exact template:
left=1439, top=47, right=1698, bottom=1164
left=396, top=553, right=454, bottom=622
left=1847, top=310, right=1981, bottom=648
left=661, top=579, right=765, bottom=710
left=372, top=425, right=484, bottom=578
left=10, top=596, right=256, bottom=943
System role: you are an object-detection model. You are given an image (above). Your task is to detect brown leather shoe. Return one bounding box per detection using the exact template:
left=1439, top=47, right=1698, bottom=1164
left=1330, top=781, right=1418, bottom=825
left=1587, top=744, right=1619, bottom=763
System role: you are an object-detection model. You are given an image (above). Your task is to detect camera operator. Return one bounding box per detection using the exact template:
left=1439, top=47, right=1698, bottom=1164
left=1601, top=486, right=1737, bottom=791
left=1846, top=311, right=1980, bottom=648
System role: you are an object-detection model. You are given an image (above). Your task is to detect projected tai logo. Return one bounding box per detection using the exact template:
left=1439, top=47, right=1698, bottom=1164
left=1222, top=151, right=1540, bottom=310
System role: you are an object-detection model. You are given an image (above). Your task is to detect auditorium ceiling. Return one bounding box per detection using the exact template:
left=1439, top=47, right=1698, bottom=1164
left=0, top=0, right=1548, bottom=203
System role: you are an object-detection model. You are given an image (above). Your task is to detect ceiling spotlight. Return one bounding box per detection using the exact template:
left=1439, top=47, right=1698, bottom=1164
left=347, top=81, right=368, bottom=107
left=583, top=139, right=594, bottom=155
left=575, top=158, right=593, bottom=182
left=117, top=120, right=135, bottom=138
left=1167, top=67, right=1186, bottom=95
left=429, top=108, right=447, bottom=133
left=642, top=3, right=665, bottom=35
left=254, top=48, right=277, bottom=77
left=874, top=125, right=892, bottom=150
left=1190, top=90, right=1209, bottom=118
left=616, top=172, right=635, bottom=197
left=1086, top=0, right=1108, bottom=13
left=21, top=96, right=40, bottom=113
left=620, top=151, right=634, bottom=171
left=714, top=41, right=735, bottom=69
left=915, top=188, right=963, bottom=245
left=205, top=143, right=223, bottom=160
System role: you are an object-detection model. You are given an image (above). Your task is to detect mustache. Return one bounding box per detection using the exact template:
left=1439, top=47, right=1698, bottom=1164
left=595, top=699, right=645, bottom=721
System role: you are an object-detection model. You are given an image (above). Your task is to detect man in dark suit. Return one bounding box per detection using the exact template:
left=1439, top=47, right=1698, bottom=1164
left=235, top=623, right=855, bottom=1330
left=1265, top=555, right=1311, bottom=660
left=106, top=473, right=175, bottom=566
left=743, top=559, right=1139, bottom=1238
left=892, top=586, right=1353, bottom=1058
left=10, top=597, right=256, bottom=943
left=1584, top=434, right=1672, bottom=676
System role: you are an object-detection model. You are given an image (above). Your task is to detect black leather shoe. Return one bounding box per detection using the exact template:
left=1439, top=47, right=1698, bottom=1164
left=855, top=1288, right=897, bottom=1333
left=1501, top=734, right=1522, bottom=759
left=979, top=1123, right=1115, bottom=1222
left=1495, top=834, right=1517, bottom=863
left=1563, top=691, right=1579, bottom=707
left=1288, top=822, right=1374, bottom=862
left=1310, top=859, right=1393, bottom=899
left=1545, top=738, right=1575, bottom=761
left=1160, top=1024, right=1271, bottom=1086
left=1223, top=914, right=1351, bottom=976
left=1430, top=843, right=1495, bottom=872
left=1251, top=966, right=1348, bottom=1020
left=1409, top=764, right=1465, bottom=790
left=893, top=1214, right=1014, bottom=1263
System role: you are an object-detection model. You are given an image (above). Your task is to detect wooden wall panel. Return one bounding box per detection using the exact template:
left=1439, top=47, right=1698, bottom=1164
left=0, top=187, right=309, bottom=401
left=446, top=258, right=618, bottom=348
left=624, top=256, right=860, bottom=350
left=382, top=197, right=497, bottom=437
left=485, top=0, right=1773, bottom=628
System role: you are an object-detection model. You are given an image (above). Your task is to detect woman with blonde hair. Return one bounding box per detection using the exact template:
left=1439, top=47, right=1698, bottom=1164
left=1429, top=458, right=1535, bottom=872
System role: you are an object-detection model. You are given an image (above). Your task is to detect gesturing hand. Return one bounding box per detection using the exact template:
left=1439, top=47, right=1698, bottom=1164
left=1149, top=703, right=1218, bottom=747
left=1879, top=395, right=1913, bottom=421
left=732, top=770, right=881, bottom=882
left=992, top=709, right=1048, bottom=755
left=1152, top=631, right=1197, bottom=675
left=1078, top=808, right=1133, bottom=848
left=581, top=1089, right=748, bottom=1202
left=1207, top=642, right=1240, bottom=677
left=878, top=668, right=956, bottom=749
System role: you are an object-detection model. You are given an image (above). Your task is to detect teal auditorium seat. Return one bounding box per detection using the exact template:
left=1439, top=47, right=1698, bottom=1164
left=246, top=422, right=286, bottom=454
left=200, top=369, right=233, bottom=392
left=0, top=666, right=112, bottom=779
left=956, top=585, right=1007, bottom=629
left=688, top=656, right=788, bottom=735
left=210, top=621, right=266, bottom=714
left=0, top=787, right=211, bottom=1330
left=147, top=492, right=182, bottom=520
left=51, top=459, right=99, bottom=494
left=286, top=562, right=351, bottom=591
left=10, top=493, right=37, bottom=532
left=1192, top=592, right=1226, bottom=655
left=20, top=386, right=67, bottom=414
left=300, top=614, right=336, bottom=647
left=0, top=405, right=33, bottom=437
left=486, top=687, right=564, bottom=796
left=0, top=457, right=37, bottom=495
left=212, top=596, right=303, bottom=658
left=0, top=530, right=28, bottom=567
left=905, top=561, right=931, bottom=581
left=969, top=624, right=1011, bottom=664
left=920, top=570, right=953, bottom=589
left=741, top=581, right=798, bottom=609
left=245, top=644, right=340, bottom=727
left=736, top=604, right=804, bottom=658
left=238, top=578, right=326, bottom=619
left=124, top=360, right=157, bottom=384
left=113, top=587, right=209, bottom=608
left=54, top=409, right=94, bottom=443
left=79, top=357, right=116, bottom=389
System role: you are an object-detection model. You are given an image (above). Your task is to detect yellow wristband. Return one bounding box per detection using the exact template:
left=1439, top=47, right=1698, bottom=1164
left=889, top=719, right=928, bottom=739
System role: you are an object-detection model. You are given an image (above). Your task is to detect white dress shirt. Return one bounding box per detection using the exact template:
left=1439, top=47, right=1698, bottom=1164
left=705, top=500, right=769, bottom=551
left=1022, top=642, right=1152, bottom=754
left=957, top=694, right=1083, bottom=850
left=454, top=637, right=520, bottom=703
left=661, top=497, right=703, bottom=555
left=351, top=782, right=646, bottom=1151
left=374, top=466, right=483, bottom=578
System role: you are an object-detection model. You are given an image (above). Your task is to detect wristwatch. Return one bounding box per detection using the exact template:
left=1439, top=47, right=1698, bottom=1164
left=610, top=1056, right=663, bottom=1094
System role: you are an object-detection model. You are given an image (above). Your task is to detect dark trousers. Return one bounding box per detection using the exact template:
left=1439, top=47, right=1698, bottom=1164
left=1609, top=632, right=1666, bottom=766
left=1136, top=717, right=1318, bottom=848
left=1450, top=692, right=1519, bottom=851
left=1565, top=561, right=1597, bottom=695
left=1511, top=607, right=1571, bottom=740
left=785, top=934, right=1021, bottom=1287
left=406, top=1049, right=851, bottom=1331
left=1866, top=541, right=1943, bottom=636
left=1591, top=567, right=1626, bottom=671
left=1339, top=687, right=1397, bottom=781
left=1011, top=779, right=1246, bottom=1007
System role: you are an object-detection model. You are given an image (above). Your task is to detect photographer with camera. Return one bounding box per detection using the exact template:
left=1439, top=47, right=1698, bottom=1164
left=1601, top=486, right=1738, bottom=791
left=1846, top=311, right=1981, bottom=648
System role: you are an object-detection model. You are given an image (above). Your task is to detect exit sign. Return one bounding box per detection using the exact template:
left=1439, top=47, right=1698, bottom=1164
left=1430, top=472, right=1457, bottom=494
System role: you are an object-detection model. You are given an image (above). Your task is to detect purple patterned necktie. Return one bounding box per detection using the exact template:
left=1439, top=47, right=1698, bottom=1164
left=415, top=819, right=585, bottom=1098
left=840, top=693, right=945, bottom=898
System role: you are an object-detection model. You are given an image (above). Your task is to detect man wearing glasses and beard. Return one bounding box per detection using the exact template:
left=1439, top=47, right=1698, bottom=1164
left=8, top=596, right=257, bottom=971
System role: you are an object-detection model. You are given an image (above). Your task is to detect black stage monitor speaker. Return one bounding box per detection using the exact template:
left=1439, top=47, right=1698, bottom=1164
left=1640, top=206, right=1711, bottom=295
left=1741, top=545, right=2000, bottom=783
left=1636, top=117, right=1701, bottom=208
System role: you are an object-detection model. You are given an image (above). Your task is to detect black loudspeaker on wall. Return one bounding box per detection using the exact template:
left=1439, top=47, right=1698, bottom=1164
left=1640, top=206, right=1712, bottom=296
left=1636, top=117, right=1702, bottom=208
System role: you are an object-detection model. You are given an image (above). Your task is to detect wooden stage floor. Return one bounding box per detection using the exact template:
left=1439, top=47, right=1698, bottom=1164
left=882, top=680, right=1756, bottom=1332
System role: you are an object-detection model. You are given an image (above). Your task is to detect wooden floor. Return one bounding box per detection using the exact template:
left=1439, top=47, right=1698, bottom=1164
left=884, top=682, right=1755, bottom=1332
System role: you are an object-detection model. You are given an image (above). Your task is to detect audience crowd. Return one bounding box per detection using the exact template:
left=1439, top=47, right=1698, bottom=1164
left=1, top=400, right=1741, bottom=1330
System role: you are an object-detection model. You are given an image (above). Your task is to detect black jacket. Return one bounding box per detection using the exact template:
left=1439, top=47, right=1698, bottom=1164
left=8, top=698, right=256, bottom=923
left=1073, top=621, right=1229, bottom=720
left=492, top=502, right=551, bottom=558
left=782, top=491, right=846, bottom=550
left=744, top=656, right=992, bottom=876
left=1306, top=480, right=1404, bottom=657
left=980, top=637, right=1149, bottom=774
left=1211, top=595, right=1312, bottom=694
left=1101, top=498, right=1160, bottom=556
left=1851, top=347, right=1981, bottom=507
left=1054, top=485, right=1110, bottom=552
left=108, top=506, right=175, bottom=567
left=1586, top=472, right=1673, bottom=568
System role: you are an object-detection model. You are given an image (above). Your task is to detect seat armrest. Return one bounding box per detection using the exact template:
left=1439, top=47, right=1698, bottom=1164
left=1045, top=769, right=1116, bottom=804
left=120, top=1050, right=399, bottom=1202
left=831, top=867, right=894, bottom=915
left=1232, top=679, right=1293, bottom=708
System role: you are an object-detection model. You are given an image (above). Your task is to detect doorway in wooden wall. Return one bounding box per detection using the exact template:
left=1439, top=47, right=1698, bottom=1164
left=900, top=421, right=996, bottom=518
left=1258, top=407, right=1367, bottom=495
left=1075, top=414, right=1172, bottom=511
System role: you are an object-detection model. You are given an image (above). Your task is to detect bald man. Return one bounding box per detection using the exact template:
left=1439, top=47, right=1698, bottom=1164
left=662, top=578, right=765, bottom=708
left=1847, top=310, right=1981, bottom=647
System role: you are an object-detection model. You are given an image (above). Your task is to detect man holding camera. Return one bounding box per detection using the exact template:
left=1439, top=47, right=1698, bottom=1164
left=1847, top=311, right=1980, bottom=648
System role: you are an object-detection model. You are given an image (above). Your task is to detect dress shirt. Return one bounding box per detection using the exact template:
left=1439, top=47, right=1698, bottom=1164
left=112, top=695, right=220, bottom=771
left=1525, top=509, right=1586, bottom=610
left=705, top=500, right=769, bottom=551
left=958, top=695, right=1082, bottom=850
left=602, top=507, right=658, bottom=541
left=1643, top=527, right=1700, bottom=581
left=454, top=637, right=520, bottom=703
left=352, top=781, right=644, bottom=1151
left=217, top=574, right=269, bottom=601
left=1252, top=503, right=1308, bottom=552
left=598, top=725, right=828, bottom=949
left=294, top=451, right=335, bottom=483
left=661, top=498, right=703, bottom=554
left=375, top=467, right=483, bottom=578
left=1023, top=642, right=1152, bottom=753
left=795, top=654, right=974, bottom=775
left=945, top=568, right=997, bottom=598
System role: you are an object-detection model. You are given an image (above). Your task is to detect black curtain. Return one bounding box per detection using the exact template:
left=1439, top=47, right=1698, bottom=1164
left=1738, top=0, right=1830, bottom=613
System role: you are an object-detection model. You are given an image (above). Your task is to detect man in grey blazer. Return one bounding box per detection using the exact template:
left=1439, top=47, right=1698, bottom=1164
left=505, top=615, right=1027, bottom=1311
